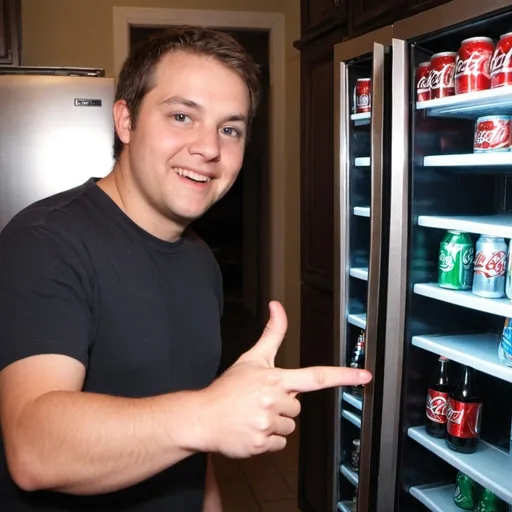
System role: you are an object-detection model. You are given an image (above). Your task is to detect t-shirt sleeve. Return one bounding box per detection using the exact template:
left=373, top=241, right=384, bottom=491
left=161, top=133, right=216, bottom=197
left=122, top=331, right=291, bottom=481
left=0, top=224, right=96, bottom=371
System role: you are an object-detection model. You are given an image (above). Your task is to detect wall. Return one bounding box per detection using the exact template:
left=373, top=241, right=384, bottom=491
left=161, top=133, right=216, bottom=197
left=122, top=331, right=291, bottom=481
left=21, top=0, right=301, bottom=369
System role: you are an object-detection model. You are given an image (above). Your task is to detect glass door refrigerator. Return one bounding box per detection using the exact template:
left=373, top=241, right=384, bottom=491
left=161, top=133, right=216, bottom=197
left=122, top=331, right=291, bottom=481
left=379, top=1, right=512, bottom=511
left=333, top=26, right=392, bottom=512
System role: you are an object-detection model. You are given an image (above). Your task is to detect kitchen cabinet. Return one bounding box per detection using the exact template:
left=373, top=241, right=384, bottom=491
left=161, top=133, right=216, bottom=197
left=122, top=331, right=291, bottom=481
left=348, top=0, right=452, bottom=37
left=301, top=0, right=346, bottom=40
left=298, top=284, right=334, bottom=512
left=299, top=32, right=342, bottom=292
left=0, top=0, right=21, bottom=65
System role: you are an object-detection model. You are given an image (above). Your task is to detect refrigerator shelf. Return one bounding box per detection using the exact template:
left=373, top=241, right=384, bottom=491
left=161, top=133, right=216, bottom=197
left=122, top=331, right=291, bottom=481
left=423, top=153, right=512, bottom=167
left=409, top=483, right=459, bottom=512
left=342, top=391, right=363, bottom=411
left=340, top=464, right=359, bottom=487
left=337, top=501, right=353, bottom=512
left=349, top=267, right=369, bottom=281
left=350, top=112, right=371, bottom=126
left=341, top=409, right=362, bottom=429
left=347, top=313, right=367, bottom=329
left=417, top=86, right=512, bottom=119
left=354, top=206, right=370, bottom=217
left=412, top=333, right=512, bottom=384
left=418, top=214, right=512, bottom=239
left=408, top=426, right=512, bottom=505
left=354, top=157, right=370, bottom=167
left=414, top=283, right=512, bottom=319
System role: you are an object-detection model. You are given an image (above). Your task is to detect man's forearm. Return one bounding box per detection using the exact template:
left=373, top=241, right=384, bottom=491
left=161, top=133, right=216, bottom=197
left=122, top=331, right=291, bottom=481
left=7, top=389, right=205, bottom=495
left=203, top=455, right=223, bottom=512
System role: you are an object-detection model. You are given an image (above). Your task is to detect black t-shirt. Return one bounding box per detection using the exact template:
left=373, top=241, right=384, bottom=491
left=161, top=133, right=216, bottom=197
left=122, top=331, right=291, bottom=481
left=0, top=179, right=223, bottom=511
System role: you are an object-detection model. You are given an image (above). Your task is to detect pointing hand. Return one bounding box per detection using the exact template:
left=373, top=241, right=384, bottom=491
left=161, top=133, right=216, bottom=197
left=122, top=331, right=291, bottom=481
left=198, top=301, right=372, bottom=458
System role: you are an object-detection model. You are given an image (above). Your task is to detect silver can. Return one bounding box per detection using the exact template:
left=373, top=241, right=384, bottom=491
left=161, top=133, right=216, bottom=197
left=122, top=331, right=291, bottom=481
left=506, top=239, right=512, bottom=299
left=472, top=235, right=507, bottom=298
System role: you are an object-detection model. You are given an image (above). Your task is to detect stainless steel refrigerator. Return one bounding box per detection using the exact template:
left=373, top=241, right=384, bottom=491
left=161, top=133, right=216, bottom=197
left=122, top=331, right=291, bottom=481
left=333, top=25, right=393, bottom=512
left=332, top=1, right=512, bottom=511
left=0, top=67, right=115, bottom=230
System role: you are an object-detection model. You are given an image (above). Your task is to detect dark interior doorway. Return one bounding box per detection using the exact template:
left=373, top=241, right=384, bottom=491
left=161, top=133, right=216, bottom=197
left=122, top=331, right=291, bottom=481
left=129, top=26, right=270, bottom=371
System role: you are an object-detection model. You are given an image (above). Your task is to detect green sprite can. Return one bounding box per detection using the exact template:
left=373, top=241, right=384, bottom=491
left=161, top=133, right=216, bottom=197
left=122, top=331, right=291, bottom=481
left=438, top=230, right=474, bottom=290
left=454, top=472, right=480, bottom=510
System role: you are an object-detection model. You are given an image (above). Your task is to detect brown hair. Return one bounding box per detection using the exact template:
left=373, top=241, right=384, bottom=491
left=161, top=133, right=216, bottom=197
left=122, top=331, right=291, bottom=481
left=113, top=25, right=261, bottom=160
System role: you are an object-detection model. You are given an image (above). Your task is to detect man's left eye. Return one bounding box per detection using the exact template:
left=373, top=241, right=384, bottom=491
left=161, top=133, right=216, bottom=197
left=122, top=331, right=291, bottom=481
left=221, top=127, right=241, bottom=137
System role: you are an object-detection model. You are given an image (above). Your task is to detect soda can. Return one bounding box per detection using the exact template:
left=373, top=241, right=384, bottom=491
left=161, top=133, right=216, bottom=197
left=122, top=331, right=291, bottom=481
left=472, top=235, right=507, bottom=298
left=454, top=472, right=480, bottom=510
left=354, top=78, right=371, bottom=114
left=474, top=115, right=512, bottom=152
left=505, top=239, right=512, bottom=299
left=475, top=488, right=503, bottom=512
left=416, top=61, right=431, bottom=102
left=438, top=230, right=474, bottom=290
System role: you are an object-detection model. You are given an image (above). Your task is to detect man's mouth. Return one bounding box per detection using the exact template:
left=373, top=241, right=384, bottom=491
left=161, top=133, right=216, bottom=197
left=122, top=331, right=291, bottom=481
left=173, top=167, right=211, bottom=183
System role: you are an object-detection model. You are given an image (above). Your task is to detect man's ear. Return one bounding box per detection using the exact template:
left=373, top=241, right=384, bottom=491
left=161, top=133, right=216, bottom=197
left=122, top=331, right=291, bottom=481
left=113, top=99, right=131, bottom=145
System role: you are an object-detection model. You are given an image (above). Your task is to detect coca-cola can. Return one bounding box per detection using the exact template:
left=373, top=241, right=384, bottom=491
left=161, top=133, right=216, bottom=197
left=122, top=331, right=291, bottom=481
left=429, top=52, right=456, bottom=99
left=354, top=78, right=371, bottom=114
left=491, top=32, right=512, bottom=88
left=416, top=61, right=431, bottom=102
left=474, top=115, right=512, bottom=152
left=455, top=37, right=495, bottom=94
left=472, top=235, right=507, bottom=298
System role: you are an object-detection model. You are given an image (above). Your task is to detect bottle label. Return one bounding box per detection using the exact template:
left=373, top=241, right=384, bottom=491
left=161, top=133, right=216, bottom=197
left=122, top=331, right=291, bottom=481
left=426, top=389, right=449, bottom=423
left=446, top=399, right=482, bottom=438
left=501, top=319, right=512, bottom=358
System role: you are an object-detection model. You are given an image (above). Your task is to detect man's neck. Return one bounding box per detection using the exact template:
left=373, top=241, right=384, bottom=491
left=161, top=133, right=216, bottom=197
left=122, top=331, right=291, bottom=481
left=97, top=159, right=185, bottom=243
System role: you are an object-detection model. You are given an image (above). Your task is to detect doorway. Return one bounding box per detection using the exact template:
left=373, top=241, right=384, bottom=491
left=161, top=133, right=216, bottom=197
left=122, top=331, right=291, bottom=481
left=129, top=26, right=271, bottom=371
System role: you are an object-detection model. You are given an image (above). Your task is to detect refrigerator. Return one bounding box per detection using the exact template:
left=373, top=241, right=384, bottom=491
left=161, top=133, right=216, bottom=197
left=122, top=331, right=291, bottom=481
left=333, top=26, right=393, bottom=512
left=332, top=1, right=512, bottom=511
left=0, top=67, right=115, bottom=230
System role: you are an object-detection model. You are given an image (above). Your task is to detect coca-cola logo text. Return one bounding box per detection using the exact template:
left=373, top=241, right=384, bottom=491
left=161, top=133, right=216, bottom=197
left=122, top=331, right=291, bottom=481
left=474, top=120, right=511, bottom=149
left=490, top=47, right=512, bottom=76
left=446, top=401, right=463, bottom=425
left=426, top=392, right=448, bottom=423
left=357, top=94, right=370, bottom=107
left=474, top=250, right=506, bottom=278
left=455, top=51, right=491, bottom=79
left=429, top=65, right=455, bottom=90
left=417, top=75, right=429, bottom=91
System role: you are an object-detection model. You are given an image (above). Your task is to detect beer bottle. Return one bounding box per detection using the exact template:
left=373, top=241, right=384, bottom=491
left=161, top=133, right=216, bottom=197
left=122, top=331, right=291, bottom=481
left=475, top=488, right=503, bottom=512
left=453, top=472, right=479, bottom=510
left=349, top=331, right=365, bottom=396
left=446, top=365, right=483, bottom=453
left=426, top=356, right=450, bottom=438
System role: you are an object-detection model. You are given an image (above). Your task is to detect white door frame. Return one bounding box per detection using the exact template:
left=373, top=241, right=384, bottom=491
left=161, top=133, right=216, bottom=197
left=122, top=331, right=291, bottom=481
left=113, top=7, right=286, bottom=306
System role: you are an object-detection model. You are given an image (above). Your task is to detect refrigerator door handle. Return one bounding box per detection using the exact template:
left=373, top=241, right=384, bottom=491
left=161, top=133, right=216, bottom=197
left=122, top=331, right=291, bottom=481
left=376, top=37, right=410, bottom=512
left=333, top=54, right=351, bottom=511
left=357, top=41, right=387, bottom=512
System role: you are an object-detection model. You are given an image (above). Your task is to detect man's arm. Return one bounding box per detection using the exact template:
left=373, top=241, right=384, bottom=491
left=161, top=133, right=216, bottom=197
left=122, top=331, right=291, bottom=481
left=0, top=354, right=205, bottom=495
left=0, top=302, right=371, bottom=496
left=202, top=455, right=223, bottom=512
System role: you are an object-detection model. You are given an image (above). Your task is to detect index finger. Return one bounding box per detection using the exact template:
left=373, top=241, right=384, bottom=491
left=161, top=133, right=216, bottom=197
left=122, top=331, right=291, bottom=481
left=281, top=366, right=372, bottom=394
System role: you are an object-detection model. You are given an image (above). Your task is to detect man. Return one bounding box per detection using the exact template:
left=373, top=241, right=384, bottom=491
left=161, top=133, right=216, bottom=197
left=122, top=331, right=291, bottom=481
left=0, top=26, right=371, bottom=511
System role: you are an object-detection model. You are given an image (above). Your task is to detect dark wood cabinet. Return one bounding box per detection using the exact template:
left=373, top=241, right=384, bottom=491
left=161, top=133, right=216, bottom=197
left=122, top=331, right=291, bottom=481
left=0, top=0, right=21, bottom=65
left=300, top=32, right=342, bottom=292
left=298, top=284, right=334, bottom=512
left=348, top=0, right=452, bottom=37
left=301, top=0, right=346, bottom=38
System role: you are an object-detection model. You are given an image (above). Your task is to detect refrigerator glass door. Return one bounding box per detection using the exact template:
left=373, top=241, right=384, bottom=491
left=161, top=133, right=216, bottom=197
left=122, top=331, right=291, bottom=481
left=380, top=1, right=512, bottom=511
left=0, top=75, right=114, bottom=229
left=334, top=27, right=392, bottom=512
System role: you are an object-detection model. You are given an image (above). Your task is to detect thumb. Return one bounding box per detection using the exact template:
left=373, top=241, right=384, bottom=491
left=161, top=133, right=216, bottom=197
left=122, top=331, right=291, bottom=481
left=247, top=301, right=288, bottom=367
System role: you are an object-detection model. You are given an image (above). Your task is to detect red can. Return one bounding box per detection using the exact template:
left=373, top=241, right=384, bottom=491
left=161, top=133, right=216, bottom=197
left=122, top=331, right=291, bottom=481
left=491, top=32, right=512, bottom=88
left=354, top=78, right=371, bottom=114
left=474, top=115, right=512, bottom=152
left=455, top=37, right=494, bottom=94
left=416, top=61, right=431, bottom=102
left=429, top=52, right=456, bottom=99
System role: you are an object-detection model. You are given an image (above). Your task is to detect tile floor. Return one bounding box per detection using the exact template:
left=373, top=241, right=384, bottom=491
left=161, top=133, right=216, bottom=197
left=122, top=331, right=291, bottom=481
left=212, top=429, right=300, bottom=512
